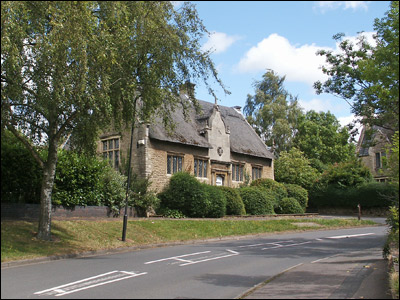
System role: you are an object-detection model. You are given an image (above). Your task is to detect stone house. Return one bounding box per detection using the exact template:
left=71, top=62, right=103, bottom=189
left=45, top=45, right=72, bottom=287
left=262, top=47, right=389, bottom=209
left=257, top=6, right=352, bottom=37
left=97, top=95, right=274, bottom=192
left=356, top=124, right=395, bottom=182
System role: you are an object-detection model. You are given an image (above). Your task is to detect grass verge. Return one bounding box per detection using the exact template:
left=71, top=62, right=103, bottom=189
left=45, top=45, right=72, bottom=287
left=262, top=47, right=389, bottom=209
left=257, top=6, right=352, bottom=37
left=1, top=218, right=376, bottom=263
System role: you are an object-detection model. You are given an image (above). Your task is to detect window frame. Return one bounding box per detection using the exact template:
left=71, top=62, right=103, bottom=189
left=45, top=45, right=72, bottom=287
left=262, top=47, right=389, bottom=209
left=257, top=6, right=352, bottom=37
left=101, top=137, right=120, bottom=170
left=194, top=157, right=208, bottom=178
left=252, top=165, right=262, bottom=180
left=232, top=163, right=244, bottom=182
left=167, top=154, right=184, bottom=175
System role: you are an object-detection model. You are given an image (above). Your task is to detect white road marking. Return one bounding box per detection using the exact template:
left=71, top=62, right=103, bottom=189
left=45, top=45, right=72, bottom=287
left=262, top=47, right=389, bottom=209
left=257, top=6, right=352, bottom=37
left=144, top=251, right=211, bottom=265
left=179, top=250, right=239, bottom=266
left=144, top=250, right=239, bottom=267
left=326, top=233, right=375, bottom=239
left=34, top=270, right=147, bottom=297
left=238, top=240, right=294, bottom=248
left=311, top=254, right=340, bottom=264
left=261, top=241, right=312, bottom=250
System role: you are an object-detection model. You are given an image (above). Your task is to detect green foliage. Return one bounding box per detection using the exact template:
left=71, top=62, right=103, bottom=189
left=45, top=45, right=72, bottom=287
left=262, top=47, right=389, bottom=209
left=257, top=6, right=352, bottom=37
left=250, top=178, right=288, bottom=209
left=316, top=159, right=373, bottom=188
left=385, top=131, right=399, bottom=193
left=1, top=131, right=42, bottom=203
left=238, top=187, right=275, bottom=215
left=283, top=183, right=308, bottom=210
left=128, top=174, right=160, bottom=217
left=159, top=173, right=227, bottom=218
left=274, top=148, right=319, bottom=190
left=314, top=2, right=399, bottom=131
left=52, top=151, right=108, bottom=207
left=309, top=181, right=398, bottom=208
left=293, top=110, right=356, bottom=164
left=201, top=184, right=227, bottom=218
left=157, top=208, right=186, bottom=219
left=387, top=206, right=399, bottom=232
left=99, top=166, right=127, bottom=216
left=1, top=0, right=227, bottom=239
left=158, top=172, right=205, bottom=217
left=243, top=70, right=303, bottom=156
left=218, top=186, right=246, bottom=215
left=276, top=197, right=304, bottom=214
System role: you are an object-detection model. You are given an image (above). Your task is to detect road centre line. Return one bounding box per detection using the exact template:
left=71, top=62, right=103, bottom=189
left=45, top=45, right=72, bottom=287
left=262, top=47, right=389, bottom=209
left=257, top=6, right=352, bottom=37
left=144, top=251, right=211, bottom=265
left=325, top=233, right=375, bottom=239
left=179, top=250, right=239, bottom=266
left=238, top=240, right=295, bottom=248
left=262, top=241, right=312, bottom=250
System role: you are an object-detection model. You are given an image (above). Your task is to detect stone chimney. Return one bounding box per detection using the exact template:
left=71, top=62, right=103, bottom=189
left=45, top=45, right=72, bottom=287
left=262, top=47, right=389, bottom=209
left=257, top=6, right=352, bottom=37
left=233, top=106, right=242, bottom=113
left=179, top=81, right=196, bottom=99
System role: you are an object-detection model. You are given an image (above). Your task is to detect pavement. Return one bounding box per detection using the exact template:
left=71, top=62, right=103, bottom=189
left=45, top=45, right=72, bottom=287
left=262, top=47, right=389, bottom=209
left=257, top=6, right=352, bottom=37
left=239, top=247, right=392, bottom=299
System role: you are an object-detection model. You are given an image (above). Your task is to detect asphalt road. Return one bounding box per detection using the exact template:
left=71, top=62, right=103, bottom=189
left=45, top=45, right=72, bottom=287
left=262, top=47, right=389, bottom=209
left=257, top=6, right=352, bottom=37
left=1, top=225, right=389, bottom=299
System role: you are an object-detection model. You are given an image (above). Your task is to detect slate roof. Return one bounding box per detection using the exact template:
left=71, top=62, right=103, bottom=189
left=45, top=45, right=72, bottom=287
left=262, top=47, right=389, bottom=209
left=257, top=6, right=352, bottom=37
left=149, top=99, right=274, bottom=160
left=358, top=125, right=395, bottom=157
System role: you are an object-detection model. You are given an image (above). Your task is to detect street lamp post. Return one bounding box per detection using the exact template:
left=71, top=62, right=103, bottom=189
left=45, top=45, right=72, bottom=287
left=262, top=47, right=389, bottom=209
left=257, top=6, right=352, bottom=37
left=122, top=109, right=136, bottom=242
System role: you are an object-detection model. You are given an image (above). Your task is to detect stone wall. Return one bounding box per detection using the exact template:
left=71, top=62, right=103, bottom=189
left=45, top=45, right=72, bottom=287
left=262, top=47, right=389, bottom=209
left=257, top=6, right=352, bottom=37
left=1, top=203, right=137, bottom=220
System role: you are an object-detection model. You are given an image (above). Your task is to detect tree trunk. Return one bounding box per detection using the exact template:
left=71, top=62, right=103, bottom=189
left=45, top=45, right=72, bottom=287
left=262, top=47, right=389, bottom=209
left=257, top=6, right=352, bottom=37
left=37, top=135, right=59, bottom=241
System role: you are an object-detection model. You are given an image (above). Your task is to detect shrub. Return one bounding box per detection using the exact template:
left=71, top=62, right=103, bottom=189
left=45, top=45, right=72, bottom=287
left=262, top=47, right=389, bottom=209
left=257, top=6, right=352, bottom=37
left=239, top=187, right=275, bottom=215
left=202, top=184, right=226, bottom=218
left=129, top=174, right=160, bottom=217
left=158, top=172, right=207, bottom=218
left=276, top=197, right=304, bottom=214
left=250, top=178, right=288, bottom=209
left=218, top=186, right=246, bottom=215
left=100, top=166, right=127, bottom=216
left=1, top=130, right=42, bottom=204
left=52, top=150, right=107, bottom=207
left=283, top=183, right=308, bottom=210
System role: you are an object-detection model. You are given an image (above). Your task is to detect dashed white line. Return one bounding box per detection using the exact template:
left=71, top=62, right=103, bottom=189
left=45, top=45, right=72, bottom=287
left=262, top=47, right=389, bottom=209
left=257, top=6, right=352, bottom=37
left=325, top=233, right=375, bottom=239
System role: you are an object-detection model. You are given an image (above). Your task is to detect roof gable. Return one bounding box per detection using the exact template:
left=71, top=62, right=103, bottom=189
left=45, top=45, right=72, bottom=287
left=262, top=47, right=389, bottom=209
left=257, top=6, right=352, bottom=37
left=149, top=99, right=273, bottom=160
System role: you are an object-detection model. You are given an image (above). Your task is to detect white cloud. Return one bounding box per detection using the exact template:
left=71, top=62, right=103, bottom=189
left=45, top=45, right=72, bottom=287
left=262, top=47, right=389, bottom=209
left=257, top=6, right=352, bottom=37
left=299, top=98, right=335, bottom=113
left=236, top=32, right=376, bottom=86
left=201, top=31, right=240, bottom=54
left=236, top=33, right=330, bottom=85
left=314, top=1, right=370, bottom=13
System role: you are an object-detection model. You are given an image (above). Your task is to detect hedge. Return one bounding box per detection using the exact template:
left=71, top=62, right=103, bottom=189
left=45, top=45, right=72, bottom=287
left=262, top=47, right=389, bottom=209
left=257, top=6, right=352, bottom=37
left=239, top=187, right=275, bottom=215
left=283, top=183, right=308, bottom=210
left=276, top=197, right=304, bottom=214
left=250, top=178, right=288, bottom=209
left=158, top=172, right=227, bottom=218
left=309, top=182, right=398, bottom=209
left=218, top=186, right=246, bottom=215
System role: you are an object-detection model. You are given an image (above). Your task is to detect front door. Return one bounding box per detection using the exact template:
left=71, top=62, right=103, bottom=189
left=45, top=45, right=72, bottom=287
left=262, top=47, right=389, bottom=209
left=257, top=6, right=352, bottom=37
left=216, top=175, right=225, bottom=186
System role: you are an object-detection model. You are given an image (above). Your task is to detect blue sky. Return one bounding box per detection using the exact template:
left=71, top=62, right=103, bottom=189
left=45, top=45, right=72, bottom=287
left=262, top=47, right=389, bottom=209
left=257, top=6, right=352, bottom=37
left=175, top=1, right=391, bottom=127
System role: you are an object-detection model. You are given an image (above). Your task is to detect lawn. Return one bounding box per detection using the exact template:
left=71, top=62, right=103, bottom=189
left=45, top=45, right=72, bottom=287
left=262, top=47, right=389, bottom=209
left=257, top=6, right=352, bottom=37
left=1, top=218, right=377, bottom=263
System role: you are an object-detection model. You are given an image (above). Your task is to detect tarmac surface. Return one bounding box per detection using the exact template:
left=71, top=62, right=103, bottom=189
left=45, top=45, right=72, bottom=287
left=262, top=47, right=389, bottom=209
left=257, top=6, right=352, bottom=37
left=239, top=247, right=392, bottom=299
left=2, top=215, right=394, bottom=299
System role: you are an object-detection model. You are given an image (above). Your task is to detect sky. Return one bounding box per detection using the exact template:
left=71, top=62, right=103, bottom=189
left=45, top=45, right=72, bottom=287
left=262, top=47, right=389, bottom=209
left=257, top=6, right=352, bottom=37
left=174, top=1, right=392, bottom=128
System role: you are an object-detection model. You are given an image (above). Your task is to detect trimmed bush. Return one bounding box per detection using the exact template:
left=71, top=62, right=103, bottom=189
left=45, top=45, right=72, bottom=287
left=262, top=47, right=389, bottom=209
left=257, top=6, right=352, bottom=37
left=159, top=172, right=227, bottom=218
left=250, top=178, right=288, bottom=209
left=276, top=197, right=304, bottom=214
left=158, top=172, right=206, bottom=217
left=239, top=187, right=275, bottom=215
left=283, top=183, right=308, bottom=210
left=202, top=184, right=227, bottom=218
left=218, top=186, right=246, bottom=215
